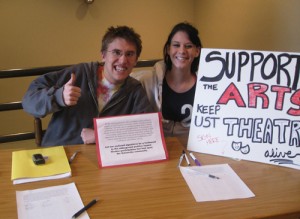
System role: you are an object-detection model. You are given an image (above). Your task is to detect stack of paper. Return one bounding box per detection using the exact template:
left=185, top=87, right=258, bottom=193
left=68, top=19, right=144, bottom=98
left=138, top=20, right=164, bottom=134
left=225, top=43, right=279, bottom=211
left=11, top=146, right=71, bottom=184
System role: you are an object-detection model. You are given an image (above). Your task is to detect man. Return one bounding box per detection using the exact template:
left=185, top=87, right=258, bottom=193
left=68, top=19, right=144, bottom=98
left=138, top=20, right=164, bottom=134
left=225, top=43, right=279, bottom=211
left=22, top=26, right=153, bottom=146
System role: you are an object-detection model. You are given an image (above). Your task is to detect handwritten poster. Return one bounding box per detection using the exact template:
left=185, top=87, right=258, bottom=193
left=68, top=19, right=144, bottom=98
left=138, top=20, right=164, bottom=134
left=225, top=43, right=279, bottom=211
left=188, top=48, right=300, bottom=170
left=94, top=112, right=168, bottom=167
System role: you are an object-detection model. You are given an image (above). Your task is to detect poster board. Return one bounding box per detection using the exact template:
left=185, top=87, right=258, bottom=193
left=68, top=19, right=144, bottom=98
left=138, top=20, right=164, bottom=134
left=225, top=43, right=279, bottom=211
left=188, top=48, right=300, bottom=170
left=94, top=112, right=168, bottom=168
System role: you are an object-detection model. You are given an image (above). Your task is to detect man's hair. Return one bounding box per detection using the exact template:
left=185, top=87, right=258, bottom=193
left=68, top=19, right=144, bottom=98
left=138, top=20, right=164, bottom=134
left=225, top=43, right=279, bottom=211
left=101, top=26, right=142, bottom=57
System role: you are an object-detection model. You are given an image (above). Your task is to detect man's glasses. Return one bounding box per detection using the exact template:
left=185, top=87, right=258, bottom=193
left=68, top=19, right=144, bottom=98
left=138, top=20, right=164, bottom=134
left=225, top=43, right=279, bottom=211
left=106, top=49, right=137, bottom=59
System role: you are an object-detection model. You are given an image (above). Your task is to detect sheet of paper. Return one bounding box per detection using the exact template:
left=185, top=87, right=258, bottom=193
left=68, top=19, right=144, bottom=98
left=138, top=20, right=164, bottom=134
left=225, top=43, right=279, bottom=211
left=16, top=182, right=89, bottom=219
left=94, top=112, right=168, bottom=167
left=180, top=164, right=255, bottom=202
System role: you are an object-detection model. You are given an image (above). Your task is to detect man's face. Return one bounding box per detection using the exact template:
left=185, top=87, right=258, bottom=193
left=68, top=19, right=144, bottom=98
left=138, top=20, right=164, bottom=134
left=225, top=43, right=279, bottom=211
left=102, top=38, right=138, bottom=85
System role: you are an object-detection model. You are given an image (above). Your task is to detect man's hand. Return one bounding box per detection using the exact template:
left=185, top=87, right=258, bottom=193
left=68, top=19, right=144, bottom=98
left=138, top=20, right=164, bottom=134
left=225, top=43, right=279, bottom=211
left=63, top=73, right=81, bottom=106
left=81, top=128, right=96, bottom=144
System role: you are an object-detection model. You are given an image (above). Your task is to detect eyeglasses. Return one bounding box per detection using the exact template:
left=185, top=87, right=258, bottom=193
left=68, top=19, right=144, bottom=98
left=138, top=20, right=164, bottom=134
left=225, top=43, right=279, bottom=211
left=106, top=49, right=137, bottom=59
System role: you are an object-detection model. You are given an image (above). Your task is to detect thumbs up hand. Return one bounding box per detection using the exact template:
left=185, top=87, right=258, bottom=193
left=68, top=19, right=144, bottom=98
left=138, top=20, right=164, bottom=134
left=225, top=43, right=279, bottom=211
left=63, top=73, right=81, bottom=106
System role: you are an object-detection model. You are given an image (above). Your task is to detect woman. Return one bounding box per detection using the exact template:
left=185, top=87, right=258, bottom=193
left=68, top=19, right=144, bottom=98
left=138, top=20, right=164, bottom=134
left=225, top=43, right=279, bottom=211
left=133, top=22, right=202, bottom=136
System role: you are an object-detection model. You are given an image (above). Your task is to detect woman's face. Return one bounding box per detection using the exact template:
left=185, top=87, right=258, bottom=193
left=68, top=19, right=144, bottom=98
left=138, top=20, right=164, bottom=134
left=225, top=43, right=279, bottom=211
left=167, top=31, right=200, bottom=71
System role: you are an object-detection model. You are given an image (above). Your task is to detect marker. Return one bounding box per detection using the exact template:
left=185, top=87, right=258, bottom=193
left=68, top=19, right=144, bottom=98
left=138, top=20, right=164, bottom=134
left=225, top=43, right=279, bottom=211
left=189, top=152, right=202, bottom=166
left=69, top=150, right=80, bottom=164
left=72, top=198, right=98, bottom=219
left=184, top=168, right=220, bottom=179
left=178, top=151, right=185, bottom=167
left=207, top=174, right=220, bottom=179
left=183, top=151, right=191, bottom=166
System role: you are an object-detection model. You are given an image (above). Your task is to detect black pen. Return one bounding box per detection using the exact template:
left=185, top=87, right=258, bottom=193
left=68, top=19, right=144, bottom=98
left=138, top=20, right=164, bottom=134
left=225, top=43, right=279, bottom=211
left=72, top=198, right=98, bottom=219
left=184, top=168, right=220, bottom=180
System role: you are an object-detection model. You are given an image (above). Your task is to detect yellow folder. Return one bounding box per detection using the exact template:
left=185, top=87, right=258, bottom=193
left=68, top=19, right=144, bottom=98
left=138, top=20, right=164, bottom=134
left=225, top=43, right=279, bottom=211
left=11, top=146, right=71, bottom=184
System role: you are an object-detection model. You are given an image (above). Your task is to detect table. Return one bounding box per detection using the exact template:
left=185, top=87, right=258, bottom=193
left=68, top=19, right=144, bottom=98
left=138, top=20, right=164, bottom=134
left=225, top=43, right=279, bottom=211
left=1, top=137, right=300, bottom=218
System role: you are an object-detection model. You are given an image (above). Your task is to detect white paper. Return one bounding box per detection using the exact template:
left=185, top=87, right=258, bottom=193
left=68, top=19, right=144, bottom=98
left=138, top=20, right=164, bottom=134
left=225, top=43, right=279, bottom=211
left=94, top=113, right=168, bottom=167
left=13, top=172, right=71, bottom=185
left=180, top=164, right=255, bottom=202
left=16, top=183, right=89, bottom=219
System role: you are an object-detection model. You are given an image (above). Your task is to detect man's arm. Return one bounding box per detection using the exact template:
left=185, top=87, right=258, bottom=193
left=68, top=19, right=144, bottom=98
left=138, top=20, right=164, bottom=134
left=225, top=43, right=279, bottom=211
left=22, top=70, right=81, bottom=118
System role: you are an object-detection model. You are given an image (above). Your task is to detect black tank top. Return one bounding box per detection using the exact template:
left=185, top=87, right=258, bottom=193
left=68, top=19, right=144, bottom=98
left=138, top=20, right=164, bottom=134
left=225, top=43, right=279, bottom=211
left=162, top=77, right=196, bottom=124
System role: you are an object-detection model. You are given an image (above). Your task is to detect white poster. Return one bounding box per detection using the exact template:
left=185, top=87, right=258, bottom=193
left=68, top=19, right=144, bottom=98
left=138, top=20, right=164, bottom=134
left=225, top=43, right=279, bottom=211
left=188, top=48, right=300, bottom=170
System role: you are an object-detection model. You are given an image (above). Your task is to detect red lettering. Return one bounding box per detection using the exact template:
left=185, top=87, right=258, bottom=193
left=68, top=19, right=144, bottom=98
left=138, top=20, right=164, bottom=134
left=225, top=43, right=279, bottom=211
left=287, top=89, right=300, bottom=116
left=248, top=83, right=269, bottom=108
left=271, top=86, right=291, bottom=110
left=217, top=83, right=246, bottom=107
left=218, top=82, right=299, bottom=116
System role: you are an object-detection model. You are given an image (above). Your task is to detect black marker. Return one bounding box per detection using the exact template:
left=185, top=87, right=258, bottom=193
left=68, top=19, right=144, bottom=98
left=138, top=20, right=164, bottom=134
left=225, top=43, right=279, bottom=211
left=72, top=198, right=98, bottom=219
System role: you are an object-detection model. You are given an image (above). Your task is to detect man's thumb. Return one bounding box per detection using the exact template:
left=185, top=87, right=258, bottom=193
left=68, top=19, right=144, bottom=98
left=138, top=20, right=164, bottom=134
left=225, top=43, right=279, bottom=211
left=66, top=73, right=76, bottom=85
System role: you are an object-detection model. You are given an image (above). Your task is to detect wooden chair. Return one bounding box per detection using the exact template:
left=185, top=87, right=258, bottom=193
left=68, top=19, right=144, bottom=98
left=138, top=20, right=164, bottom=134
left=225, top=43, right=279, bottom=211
left=34, top=117, right=43, bottom=146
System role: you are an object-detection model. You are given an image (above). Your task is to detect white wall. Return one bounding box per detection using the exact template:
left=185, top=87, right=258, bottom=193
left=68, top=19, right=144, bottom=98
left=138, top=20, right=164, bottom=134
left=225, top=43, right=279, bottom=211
left=195, top=0, right=300, bottom=52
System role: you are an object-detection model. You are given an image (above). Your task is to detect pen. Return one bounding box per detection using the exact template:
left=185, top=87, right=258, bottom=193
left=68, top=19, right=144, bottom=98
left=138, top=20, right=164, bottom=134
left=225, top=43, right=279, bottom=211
left=69, top=150, right=80, bottom=164
left=178, top=151, right=185, bottom=167
left=189, top=152, right=202, bottom=166
left=72, top=198, right=98, bottom=219
left=184, top=168, right=220, bottom=180
left=207, top=174, right=220, bottom=179
left=183, top=151, right=191, bottom=166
